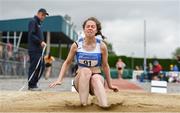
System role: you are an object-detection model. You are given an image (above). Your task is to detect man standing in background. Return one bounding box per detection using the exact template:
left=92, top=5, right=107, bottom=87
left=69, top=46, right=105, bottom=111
left=28, top=8, right=48, bottom=91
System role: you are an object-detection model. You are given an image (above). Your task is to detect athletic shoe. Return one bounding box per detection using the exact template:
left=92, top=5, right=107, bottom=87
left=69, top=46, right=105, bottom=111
left=28, top=87, right=42, bottom=91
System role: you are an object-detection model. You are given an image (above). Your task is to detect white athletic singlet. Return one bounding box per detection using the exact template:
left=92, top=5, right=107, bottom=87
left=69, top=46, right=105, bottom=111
left=76, top=38, right=102, bottom=67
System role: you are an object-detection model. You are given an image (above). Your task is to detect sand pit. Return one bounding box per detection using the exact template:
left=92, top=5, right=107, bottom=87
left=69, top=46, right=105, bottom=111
left=0, top=91, right=180, bottom=112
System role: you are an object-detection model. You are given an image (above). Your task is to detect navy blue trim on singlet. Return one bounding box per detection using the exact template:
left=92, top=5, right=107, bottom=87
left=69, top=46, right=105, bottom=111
left=77, top=38, right=101, bottom=44
left=76, top=38, right=102, bottom=67
left=76, top=52, right=102, bottom=67
left=96, top=39, right=101, bottom=43
left=78, top=38, right=84, bottom=42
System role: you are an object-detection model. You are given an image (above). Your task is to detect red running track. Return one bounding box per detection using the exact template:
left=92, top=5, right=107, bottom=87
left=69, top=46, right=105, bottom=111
left=105, top=79, right=143, bottom=91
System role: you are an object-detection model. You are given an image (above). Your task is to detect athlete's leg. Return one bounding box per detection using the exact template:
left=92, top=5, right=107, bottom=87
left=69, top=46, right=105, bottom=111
left=90, top=74, right=108, bottom=107
left=74, top=68, right=92, bottom=106
left=120, top=69, right=123, bottom=78
left=45, top=67, right=51, bottom=80
left=118, top=69, right=123, bottom=79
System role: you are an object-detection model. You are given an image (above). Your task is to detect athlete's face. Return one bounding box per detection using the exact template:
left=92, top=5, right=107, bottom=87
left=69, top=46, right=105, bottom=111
left=84, top=20, right=97, bottom=38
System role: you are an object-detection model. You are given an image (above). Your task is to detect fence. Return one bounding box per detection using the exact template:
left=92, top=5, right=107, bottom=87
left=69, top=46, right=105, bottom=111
left=0, top=41, right=73, bottom=77
left=0, top=41, right=29, bottom=76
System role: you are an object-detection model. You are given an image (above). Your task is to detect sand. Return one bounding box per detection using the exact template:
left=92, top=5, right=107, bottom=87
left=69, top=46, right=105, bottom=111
left=0, top=91, right=180, bottom=112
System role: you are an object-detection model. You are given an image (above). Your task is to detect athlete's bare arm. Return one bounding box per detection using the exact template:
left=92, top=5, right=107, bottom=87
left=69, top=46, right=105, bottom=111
left=101, top=42, right=119, bottom=92
left=49, top=43, right=77, bottom=88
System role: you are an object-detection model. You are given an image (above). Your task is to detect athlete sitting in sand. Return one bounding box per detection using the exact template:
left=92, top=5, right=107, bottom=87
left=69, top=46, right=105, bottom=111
left=49, top=17, right=119, bottom=107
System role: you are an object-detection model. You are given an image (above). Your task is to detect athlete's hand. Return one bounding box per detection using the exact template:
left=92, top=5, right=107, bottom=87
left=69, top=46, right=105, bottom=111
left=109, top=85, right=119, bottom=92
left=49, top=80, right=62, bottom=88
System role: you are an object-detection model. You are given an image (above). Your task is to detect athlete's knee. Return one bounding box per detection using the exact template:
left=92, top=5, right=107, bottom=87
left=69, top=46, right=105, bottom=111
left=91, top=74, right=102, bottom=80
left=91, top=75, right=103, bottom=85
left=79, top=68, right=92, bottom=78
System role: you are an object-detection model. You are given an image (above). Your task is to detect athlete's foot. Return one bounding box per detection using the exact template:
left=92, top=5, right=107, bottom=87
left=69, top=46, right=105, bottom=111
left=98, top=102, right=110, bottom=108
left=81, top=103, right=88, bottom=107
left=99, top=104, right=110, bottom=109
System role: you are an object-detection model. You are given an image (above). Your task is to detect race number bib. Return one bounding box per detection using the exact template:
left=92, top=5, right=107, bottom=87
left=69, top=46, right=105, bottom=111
left=79, top=60, right=98, bottom=67
left=77, top=52, right=101, bottom=67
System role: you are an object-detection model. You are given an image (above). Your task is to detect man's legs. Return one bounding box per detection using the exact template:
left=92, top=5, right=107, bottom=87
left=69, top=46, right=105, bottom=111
left=37, top=58, right=45, bottom=81
left=28, top=53, right=42, bottom=89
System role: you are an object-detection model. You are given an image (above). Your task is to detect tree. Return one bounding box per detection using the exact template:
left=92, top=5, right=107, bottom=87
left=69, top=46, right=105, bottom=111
left=172, top=47, right=180, bottom=58
left=107, top=43, right=116, bottom=55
